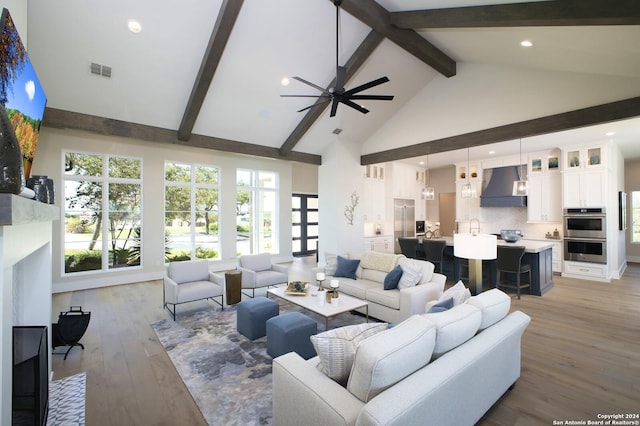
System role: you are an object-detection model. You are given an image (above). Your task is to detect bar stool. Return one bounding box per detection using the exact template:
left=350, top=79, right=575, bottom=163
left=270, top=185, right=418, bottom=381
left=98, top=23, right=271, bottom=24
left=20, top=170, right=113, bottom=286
left=422, top=240, right=447, bottom=274
left=495, top=246, right=531, bottom=299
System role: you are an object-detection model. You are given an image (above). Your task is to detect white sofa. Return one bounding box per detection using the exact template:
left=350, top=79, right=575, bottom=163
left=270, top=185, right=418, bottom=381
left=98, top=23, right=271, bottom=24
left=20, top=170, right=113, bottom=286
left=273, top=289, right=531, bottom=426
left=312, top=251, right=446, bottom=323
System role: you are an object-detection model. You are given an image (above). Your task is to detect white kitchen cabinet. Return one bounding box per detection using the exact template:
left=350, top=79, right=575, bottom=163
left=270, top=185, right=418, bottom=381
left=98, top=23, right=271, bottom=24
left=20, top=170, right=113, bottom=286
left=563, top=260, right=608, bottom=281
left=455, top=181, right=481, bottom=221
left=527, top=172, right=562, bottom=222
left=564, top=144, right=605, bottom=170
left=562, top=168, right=607, bottom=208
left=550, top=241, right=562, bottom=273
left=362, top=171, right=385, bottom=222
left=364, top=236, right=393, bottom=253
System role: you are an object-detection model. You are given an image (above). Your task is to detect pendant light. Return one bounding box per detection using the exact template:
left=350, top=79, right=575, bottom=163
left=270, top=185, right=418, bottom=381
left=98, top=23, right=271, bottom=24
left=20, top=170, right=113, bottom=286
left=461, top=148, right=476, bottom=198
left=422, top=155, right=435, bottom=200
left=512, top=138, right=528, bottom=196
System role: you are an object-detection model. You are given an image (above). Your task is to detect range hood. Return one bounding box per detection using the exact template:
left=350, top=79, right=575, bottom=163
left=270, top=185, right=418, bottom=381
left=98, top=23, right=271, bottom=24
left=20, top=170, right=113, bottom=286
left=480, top=166, right=527, bottom=207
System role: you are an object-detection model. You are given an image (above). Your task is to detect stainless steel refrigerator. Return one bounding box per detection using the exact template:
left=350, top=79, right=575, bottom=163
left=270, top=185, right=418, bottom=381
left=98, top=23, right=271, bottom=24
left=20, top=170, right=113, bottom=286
left=393, top=198, right=415, bottom=254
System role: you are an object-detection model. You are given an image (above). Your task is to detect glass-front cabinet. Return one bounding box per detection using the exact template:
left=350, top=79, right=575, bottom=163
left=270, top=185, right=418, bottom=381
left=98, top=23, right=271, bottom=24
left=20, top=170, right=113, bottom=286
left=564, top=144, right=604, bottom=170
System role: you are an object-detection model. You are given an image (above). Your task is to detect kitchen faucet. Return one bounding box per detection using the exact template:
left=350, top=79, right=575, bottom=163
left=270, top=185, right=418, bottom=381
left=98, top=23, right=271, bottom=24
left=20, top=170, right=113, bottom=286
left=470, top=218, right=480, bottom=235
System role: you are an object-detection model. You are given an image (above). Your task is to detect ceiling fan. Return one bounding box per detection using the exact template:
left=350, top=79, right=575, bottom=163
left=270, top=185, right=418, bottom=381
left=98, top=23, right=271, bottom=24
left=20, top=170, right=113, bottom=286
left=281, top=0, right=393, bottom=117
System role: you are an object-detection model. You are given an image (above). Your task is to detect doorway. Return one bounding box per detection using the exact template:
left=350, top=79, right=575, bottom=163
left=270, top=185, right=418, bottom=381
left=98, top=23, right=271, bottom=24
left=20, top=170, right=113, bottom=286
left=439, top=193, right=456, bottom=236
left=292, top=194, right=318, bottom=257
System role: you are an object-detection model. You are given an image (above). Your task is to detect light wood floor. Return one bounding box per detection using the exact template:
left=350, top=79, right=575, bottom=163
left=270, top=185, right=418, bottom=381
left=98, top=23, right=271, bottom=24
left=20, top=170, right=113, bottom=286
left=51, top=259, right=640, bottom=425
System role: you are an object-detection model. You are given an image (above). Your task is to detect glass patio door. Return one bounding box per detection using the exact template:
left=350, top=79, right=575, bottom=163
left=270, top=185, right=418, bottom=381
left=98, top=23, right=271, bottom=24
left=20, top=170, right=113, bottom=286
left=292, top=194, right=318, bottom=257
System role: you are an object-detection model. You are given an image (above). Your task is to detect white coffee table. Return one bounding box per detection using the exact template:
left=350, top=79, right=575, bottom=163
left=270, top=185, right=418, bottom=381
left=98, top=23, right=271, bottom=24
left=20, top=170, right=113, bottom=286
left=267, top=285, right=368, bottom=330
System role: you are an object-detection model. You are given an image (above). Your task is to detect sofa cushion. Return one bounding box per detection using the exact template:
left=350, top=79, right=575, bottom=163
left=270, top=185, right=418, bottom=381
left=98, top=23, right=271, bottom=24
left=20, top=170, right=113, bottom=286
left=335, top=278, right=377, bottom=300
left=347, top=315, right=436, bottom=402
left=360, top=268, right=387, bottom=284
left=168, top=259, right=209, bottom=283
left=334, top=256, right=360, bottom=279
left=383, top=265, right=403, bottom=290
left=467, top=288, right=511, bottom=330
left=365, top=287, right=400, bottom=310
left=397, top=257, right=435, bottom=285
left=426, top=297, right=454, bottom=313
left=397, top=262, right=422, bottom=289
left=423, top=303, right=481, bottom=357
left=310, top=322, right=388, bottom=386
left=239, top=253, right=272, bottom=272
left=324, top=252, right=346, bottom=276
left=439, top=280, right=471, bottom=306
left=359, top=251, right=400, bottom=273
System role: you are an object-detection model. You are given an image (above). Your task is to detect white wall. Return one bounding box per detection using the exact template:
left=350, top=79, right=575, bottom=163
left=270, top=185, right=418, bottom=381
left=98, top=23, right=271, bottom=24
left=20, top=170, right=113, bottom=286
left=291, top=162, right=318, bottom=194
left=33, top=127, right=293, bottom=293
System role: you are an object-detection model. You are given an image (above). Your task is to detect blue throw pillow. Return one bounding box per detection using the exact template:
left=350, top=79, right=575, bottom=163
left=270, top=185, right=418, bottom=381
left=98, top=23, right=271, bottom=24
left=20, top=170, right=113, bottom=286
left=426, top=297, right=454, bottom=313
left=334, top=256, right=360, bottom=279
left=384, top=265, right=403, bottom=290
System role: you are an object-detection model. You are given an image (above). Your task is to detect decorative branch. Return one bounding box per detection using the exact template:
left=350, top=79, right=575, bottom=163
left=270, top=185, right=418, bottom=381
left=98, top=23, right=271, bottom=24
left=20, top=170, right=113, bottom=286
left=344, top=191, right=359, bottom=225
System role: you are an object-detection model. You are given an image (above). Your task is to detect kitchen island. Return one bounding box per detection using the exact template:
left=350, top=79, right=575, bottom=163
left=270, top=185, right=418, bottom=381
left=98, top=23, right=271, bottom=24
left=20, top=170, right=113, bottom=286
left=421, top=237, right=554, bottom=296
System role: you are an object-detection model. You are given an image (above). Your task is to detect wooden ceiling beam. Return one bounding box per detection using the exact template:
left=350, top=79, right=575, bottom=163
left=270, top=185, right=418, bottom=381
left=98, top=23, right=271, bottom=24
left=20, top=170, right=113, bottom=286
left=339, top=0, right=456, bottom=77
left=43, top=108, right=321, bottom=165
left=360, top=97, right=640, bottom=165
left=177, top=0, right=244, bottom=141
left=390, top=0, right=640, bottom=29
left=279, top=30, right=384, bottom=156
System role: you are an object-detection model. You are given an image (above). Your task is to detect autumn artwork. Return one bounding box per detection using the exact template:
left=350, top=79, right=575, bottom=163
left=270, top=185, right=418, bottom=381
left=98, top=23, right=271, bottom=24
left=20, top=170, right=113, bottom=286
left=0, top=9, right=47, bottom=179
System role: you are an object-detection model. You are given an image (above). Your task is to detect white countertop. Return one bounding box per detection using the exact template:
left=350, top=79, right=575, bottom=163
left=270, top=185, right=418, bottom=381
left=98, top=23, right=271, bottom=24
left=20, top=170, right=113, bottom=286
left=436, top=236, right=555, bottom=253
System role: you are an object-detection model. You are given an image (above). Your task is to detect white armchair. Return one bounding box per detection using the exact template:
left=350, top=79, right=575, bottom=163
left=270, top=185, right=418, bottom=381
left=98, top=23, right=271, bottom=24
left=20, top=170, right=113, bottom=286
left=237, top=253, right=289, bottom=297
left=163, top=259, right=224, bottom=320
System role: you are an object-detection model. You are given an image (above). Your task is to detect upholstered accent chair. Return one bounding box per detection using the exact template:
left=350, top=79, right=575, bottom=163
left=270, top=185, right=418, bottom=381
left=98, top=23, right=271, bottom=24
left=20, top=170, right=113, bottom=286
left=237, top=253, right=289, bottom=297
left=163, top=259, right=224, bottom=320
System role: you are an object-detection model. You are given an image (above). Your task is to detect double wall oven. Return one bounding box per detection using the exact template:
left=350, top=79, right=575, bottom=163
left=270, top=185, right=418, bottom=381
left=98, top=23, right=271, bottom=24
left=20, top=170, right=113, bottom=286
left=563, top=208, right=606, bottom=264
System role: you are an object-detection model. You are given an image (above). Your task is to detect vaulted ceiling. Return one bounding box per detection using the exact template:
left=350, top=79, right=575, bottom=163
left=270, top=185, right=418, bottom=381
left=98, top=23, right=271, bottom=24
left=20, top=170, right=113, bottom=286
left=26, top=0, right=640, bottom=168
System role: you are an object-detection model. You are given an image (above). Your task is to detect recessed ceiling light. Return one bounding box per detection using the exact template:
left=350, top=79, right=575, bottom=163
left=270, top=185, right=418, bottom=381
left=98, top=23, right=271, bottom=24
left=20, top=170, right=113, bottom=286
left=605, top=131, right=615, bottom=136
left=520, top=40, right=533, bottom=47
left=419, top=161, right=425, bottom=165
left=128, top=20, right=142, bottom=33
left=281, top=77, right=290, bottom=86
left=489, top=150, right=496, bottom=155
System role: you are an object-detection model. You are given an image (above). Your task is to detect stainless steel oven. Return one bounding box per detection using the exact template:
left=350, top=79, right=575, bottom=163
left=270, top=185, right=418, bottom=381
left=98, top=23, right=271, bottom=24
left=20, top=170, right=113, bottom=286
left=563, top=208, right=606, bottom=239
left=564, top=238, right=607, bottom=264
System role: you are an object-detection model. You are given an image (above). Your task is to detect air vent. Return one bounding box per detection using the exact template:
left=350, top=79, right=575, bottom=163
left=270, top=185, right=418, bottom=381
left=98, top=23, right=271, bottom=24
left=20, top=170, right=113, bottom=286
left=332, top=128, right=342, bottom=135
left=90, top=62, right=112, bottom=78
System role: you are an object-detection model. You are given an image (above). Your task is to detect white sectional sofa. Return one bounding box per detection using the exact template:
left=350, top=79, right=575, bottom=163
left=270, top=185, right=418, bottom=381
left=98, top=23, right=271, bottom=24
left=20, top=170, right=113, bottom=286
left=312, top=251, right=446, bottom=324
left=272, top=289, right=531, bottom=426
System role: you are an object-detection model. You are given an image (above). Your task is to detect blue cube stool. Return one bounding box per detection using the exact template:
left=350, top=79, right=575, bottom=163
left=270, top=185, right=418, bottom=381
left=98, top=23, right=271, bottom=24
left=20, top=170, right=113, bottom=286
left=266, top=311, right=318, bottom=360
left=236, top=297, right=279, bottom=340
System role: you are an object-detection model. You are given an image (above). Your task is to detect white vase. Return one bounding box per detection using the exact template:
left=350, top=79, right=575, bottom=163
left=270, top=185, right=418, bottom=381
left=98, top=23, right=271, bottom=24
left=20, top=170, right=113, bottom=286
left=317, top=290, right=326, bottom=306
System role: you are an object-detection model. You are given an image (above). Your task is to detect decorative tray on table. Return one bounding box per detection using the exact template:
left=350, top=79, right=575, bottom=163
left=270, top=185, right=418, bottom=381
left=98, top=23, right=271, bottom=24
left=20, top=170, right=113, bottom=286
left=284, top=281, right=309, bottom=295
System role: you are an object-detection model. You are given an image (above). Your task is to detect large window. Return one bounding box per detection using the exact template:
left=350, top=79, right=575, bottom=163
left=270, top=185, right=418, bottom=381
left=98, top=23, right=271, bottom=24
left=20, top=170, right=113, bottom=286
left=165, top=162, right=220, bottom=261
left=632, top=190, right=640, bottom=244
left=64, top=152, right=142, bottom=273
left=236, top=170, right=278, bottom=255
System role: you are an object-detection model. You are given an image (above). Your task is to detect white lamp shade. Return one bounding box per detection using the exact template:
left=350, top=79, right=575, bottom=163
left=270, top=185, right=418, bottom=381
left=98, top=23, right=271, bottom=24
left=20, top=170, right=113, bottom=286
left=454, top=233, right=497, bottom=260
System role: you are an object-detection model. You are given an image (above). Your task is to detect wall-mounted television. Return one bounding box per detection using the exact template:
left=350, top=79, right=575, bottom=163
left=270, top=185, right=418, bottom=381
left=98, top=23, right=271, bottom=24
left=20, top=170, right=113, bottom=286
left=0, top=7, right=47, bottom=180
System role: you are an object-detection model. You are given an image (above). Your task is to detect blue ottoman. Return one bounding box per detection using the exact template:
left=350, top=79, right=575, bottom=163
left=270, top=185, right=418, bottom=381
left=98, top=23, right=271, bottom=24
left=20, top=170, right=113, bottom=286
left=267, top=312, right=318, bottom=360
left=236, top=297, right=279, bottom=340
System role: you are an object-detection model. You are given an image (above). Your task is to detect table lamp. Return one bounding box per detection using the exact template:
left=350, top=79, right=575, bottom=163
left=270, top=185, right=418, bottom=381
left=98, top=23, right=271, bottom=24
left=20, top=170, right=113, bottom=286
left=454, top=233, right=497, bottom=295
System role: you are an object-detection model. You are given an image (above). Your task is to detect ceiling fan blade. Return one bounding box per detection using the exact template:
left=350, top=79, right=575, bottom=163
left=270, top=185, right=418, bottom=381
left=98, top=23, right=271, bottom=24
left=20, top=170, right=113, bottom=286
left=330, top=99, right=340, bottom=117
left=292, top=76, right=331, bottom=95
left=335, top=66, right=347, bottom=92
left=280, top=94, right=331, bottom=98
left=341, top=99, right=370, bottom=115
left=349, top=95, right=394, bottom=101
left=297, top=98, right=332, bottom=113
left=343, top=77, right=390, bottom=97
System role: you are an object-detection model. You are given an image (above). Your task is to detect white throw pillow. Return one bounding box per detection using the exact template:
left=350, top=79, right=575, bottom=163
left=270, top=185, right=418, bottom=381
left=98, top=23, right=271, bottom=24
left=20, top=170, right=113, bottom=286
left=310, top=322, right=388, bottom=386
left=397, top=262, right=423, bottom=289
left=467, top=288, right=511, bottom=330
left=439, top=280, right=471, bottom=305
left=324, top=252, right=346, bottom=276
left=347, top=315, right=436, bottom=402
left=423, top=303, right=481, bottom=357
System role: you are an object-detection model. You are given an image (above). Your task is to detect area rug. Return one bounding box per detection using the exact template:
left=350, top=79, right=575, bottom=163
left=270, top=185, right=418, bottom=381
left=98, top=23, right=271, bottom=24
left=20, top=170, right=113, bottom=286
left=150, top=298, right=374, bottom=426
left=48, top=371, right=86, bottom=425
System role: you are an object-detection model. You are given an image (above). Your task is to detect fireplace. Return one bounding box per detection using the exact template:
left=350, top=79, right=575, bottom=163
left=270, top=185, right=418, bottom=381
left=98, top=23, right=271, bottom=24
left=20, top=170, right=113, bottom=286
left=1, top=194, right=59, bottom=425
left=13, top=326, right=48, bottom=425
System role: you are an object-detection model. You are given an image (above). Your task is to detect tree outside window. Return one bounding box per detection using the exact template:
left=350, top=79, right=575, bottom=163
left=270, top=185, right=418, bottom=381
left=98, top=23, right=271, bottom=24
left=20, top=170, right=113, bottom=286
left=237, top=170, right=278, bottom=255
left=165, top=162, right=220, bottom=261
left=64, top=152, right=142, bottom=273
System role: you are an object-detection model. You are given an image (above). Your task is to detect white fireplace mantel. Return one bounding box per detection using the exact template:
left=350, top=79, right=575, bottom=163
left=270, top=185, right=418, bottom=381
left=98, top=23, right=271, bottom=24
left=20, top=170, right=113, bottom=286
left=0, top=194, right=59, bottom=425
